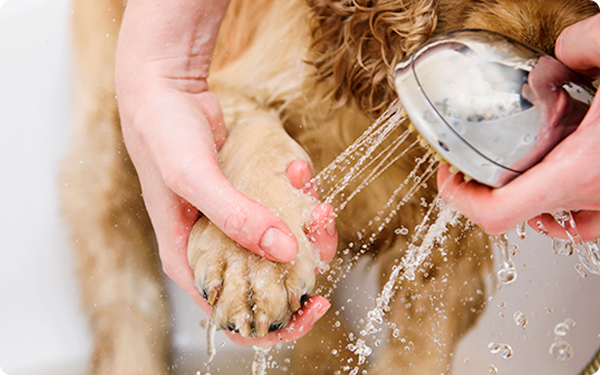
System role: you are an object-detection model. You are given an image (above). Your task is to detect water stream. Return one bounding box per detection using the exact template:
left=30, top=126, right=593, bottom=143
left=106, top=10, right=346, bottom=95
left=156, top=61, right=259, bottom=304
left=206, top=98, right=596, bottom=374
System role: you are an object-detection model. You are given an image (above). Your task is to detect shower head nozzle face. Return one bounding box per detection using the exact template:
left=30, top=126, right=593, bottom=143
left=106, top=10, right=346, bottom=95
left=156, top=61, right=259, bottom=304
left=394, top=30, right=596, bottom=188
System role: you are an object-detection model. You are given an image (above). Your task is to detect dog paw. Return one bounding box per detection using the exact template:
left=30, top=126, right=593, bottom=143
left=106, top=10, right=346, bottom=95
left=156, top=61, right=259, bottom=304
left=188, top=217, right=318, bottom=337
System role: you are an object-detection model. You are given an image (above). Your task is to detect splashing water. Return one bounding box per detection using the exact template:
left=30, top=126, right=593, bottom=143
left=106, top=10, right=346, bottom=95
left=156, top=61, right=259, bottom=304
left=551, top=211, right=600, bottom=275
left=552, top=238, right=574, bottom=256
left=488, top=342, right=513, bottom=359
left=494, top=233, right=518, bottom=285
left=516, top=222, right=527, bottom=240
left=296, top=99, right=465, bottom=371
left=313, top=100, right=411, bottom=210
left=546, top=318, right=576, bottom=362
left=575, top=263, right=588, bottom=278
left=550, top=341, right=574, bottom=362
left=347, top=339, right=373, bottom=366
left=309, top=100, right=444, bottom=300
left=536, top=219, right=549, bottom=236
left=206, top=320, right=217, bottom=364
left=196, top=319, right=218, bottom=375
left=252, top=347, right=271, bottom=375
left=554, top=322, right=569, bottom=336
left=554, top=318, right=576, bottom=337
left=352, top=198, right=461, bottom=366
left=513, top=311, right=528, bottom=330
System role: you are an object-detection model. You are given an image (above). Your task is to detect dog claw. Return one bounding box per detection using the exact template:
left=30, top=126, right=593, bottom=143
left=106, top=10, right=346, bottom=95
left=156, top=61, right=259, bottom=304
left=200, top=288, right=209, bottom=300
left=207, top=283, right=222, bottom=306
left=288, top=287, right=312, bottom=312
left=289, top=291, right=302, bottom=312
left=236, top=318, right=252, bottom=338
left=188, top=211, right=319, bottom=339
left=255, top=314, right=271, bottom=337
left=269, top=322, right=284, bottom=333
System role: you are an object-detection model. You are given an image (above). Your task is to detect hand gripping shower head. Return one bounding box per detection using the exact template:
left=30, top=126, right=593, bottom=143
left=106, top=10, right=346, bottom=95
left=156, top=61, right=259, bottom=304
left=394, top=29, right=596, bottom=188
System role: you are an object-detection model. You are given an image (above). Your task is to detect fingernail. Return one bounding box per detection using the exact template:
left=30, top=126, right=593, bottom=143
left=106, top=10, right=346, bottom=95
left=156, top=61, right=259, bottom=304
left=260, top=227, right=297, bottom=262
left=302, top=168, right=311, bottom=187
left=321, top=205, right=336, bottom=237
left=326, top=218, right=336, bottom=237
left=309, top=302, right=330, bottom=326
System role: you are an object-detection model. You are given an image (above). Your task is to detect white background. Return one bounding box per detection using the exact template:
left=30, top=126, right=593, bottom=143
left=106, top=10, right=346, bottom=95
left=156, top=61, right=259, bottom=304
left=1, top=0, right=600, bottom=374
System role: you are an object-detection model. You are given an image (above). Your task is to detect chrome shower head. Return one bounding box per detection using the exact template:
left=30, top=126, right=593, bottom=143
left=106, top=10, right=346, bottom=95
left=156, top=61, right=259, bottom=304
left=394, top=29, right=596, bottom=187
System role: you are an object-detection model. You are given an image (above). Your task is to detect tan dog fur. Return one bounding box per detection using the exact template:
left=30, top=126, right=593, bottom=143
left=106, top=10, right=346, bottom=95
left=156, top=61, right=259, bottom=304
left=60, top=0, right=598, bottom=374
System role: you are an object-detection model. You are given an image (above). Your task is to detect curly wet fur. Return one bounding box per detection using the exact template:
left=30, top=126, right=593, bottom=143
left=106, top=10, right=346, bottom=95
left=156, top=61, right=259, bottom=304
left=61, top=0, right=598, bottom=373
left=308, top=0, right=438, bottom=115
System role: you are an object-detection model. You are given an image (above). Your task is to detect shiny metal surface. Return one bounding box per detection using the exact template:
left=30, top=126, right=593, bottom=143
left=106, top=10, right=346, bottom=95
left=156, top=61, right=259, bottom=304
left=394, top=29, right=596, bottom=187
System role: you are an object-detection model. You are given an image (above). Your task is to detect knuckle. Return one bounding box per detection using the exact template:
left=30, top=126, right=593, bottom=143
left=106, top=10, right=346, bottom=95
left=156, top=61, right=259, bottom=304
left=222, top=207, right=250, bottom=239
left=161, top=164, right=190, bottom=194
left=161, top=154, right=200, bottom=193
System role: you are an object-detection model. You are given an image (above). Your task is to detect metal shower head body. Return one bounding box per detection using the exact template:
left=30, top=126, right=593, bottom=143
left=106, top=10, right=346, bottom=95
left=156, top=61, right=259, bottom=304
left=394, top=29, right=596, bottom=187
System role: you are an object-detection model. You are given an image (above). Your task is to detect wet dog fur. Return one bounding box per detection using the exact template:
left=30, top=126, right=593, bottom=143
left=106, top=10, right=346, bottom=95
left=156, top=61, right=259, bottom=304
left=61, top=0, right=598, bottom=373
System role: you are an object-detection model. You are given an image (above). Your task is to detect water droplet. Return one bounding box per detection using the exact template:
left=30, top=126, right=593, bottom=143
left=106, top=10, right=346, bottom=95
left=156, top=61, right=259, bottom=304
left=488, top=342, right=513, bottom=359
left=488, top=342, right=500, bottom=354
left=552, top=238, right=574, bottom=256
left=554, top=322, right=569, bottom=336
left=513, top=311, right=528, bottom=329
left=536, top=219, right=549, bottom=235
left=550, top=341, right=573, bottom=362
left=495, top=233, right=518, bottom=284
left=497, top=267, right=517, bottom=284
left=575, top=241, right=600, bottom=275
left=516, top=222, right=527, bottom=239
left=394, top=226, right=409, bottom=235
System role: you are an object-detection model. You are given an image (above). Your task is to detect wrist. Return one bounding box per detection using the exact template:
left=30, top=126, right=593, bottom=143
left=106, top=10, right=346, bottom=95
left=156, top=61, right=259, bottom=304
left=116, top=0, right=231, bottom=90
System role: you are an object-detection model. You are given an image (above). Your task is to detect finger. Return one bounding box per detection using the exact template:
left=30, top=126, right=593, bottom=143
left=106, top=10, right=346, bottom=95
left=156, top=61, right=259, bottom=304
left=187, top=164, right=299, bottom=263
left=136, top=164, right=212, bottom=314
left=287, top=161, right=337, bottom=264
left=437, top=151, right=586, bottom=236
left=556, top=14, right=600, bottom=79
left=556, top=14, right=600, bottom=129
left=307, top=203, right=338, bottom=265
left=161, top=142, right=299, bottom=263
left=437, top=165, right=514, bottom=235
left=287, top=160, right=318, bottom=198
left=226, top=296, right=331, bottom=348
left=528, top=211, right=600, bottom=242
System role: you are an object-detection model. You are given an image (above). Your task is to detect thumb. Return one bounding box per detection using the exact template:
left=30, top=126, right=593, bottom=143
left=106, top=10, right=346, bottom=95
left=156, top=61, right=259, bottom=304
left=170, top=160, right=299, bottom=263
left=556, top=14, right=600, bottom=79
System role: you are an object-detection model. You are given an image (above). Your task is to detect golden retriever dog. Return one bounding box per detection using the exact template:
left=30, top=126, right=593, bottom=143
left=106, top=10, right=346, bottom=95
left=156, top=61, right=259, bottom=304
left=60, top=0, right=599, bottom=373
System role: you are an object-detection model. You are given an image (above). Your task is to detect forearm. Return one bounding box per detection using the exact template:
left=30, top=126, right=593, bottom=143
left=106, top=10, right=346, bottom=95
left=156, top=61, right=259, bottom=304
left=116, top=0, right=231, bottom=92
